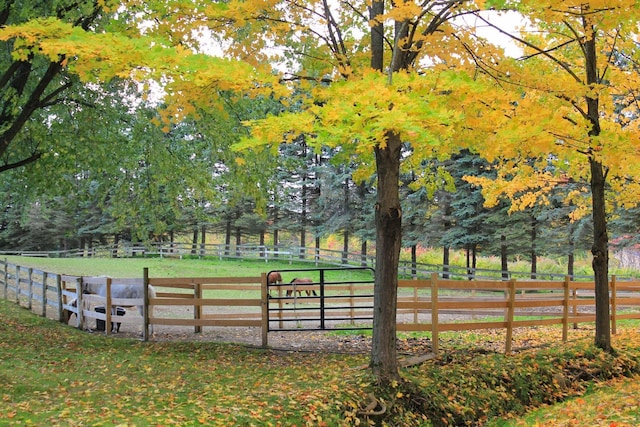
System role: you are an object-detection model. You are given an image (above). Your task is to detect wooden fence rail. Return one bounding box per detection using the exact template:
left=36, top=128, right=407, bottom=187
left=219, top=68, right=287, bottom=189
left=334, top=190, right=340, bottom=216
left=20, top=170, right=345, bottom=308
left=3, top=259, right=640, bottom=353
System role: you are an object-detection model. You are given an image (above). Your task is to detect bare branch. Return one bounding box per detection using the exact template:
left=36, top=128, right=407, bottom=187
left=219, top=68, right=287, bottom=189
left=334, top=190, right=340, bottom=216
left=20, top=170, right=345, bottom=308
left=472, top=13, right=583, bottom=83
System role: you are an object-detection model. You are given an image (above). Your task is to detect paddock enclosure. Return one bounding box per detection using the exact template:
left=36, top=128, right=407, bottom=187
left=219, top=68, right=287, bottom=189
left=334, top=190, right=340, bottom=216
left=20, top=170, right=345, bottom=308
left=3, top=259, right=640, bottom=353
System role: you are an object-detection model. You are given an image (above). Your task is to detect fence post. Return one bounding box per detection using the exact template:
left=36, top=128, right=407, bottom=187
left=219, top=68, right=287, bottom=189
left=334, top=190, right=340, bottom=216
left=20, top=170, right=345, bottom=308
left=413, top=284, right=418, bottom=324
left=194, top=282, right=202, bottom=334
left=505, top=279, right=516, bottom=354
left=56, top=274, right=63, bottom=322
left=3, top=258, right=7, bottom=300
left=77, top=277, right=84, bottom=329
left=15, top=265, right=20, bottom=304
left=143, top=268, right=150, bottom=342
left=572, top=283, right=578, bottom=330
left=430, top=273, right=439, bottom=355
left=349, top=281, right=355, bottom=325
left=562, top=276, right=570, bottom=342
left=105, top=278, right=112, bottom=336
left=41, top=272, right=48, bottom=317
left=611, top=275, right=617, bottom=335
left=261, top=272, right=268, bottom=347
left=27, top=268, right=33, bottom=311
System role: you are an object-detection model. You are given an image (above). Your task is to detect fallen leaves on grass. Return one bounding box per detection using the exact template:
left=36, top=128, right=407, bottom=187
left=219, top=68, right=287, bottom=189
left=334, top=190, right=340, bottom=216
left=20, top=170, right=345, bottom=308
left=3, top=299, right=640, bottom=427
left=0, top=301, right=368, bottom=426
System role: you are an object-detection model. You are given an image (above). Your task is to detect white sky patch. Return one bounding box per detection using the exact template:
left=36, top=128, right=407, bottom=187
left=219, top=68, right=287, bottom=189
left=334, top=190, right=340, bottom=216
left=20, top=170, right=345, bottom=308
left=457, top=11, right=531, bottom=58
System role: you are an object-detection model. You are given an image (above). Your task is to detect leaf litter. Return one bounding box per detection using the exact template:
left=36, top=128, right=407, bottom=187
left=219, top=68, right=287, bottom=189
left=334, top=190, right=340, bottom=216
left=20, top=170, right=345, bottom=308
left=2, top=299, right=640, bottom=426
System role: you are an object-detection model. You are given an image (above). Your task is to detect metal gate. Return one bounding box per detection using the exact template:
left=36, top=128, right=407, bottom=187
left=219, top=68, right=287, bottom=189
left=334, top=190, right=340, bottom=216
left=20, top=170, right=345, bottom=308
left=266, top=267, right=375, bottom=332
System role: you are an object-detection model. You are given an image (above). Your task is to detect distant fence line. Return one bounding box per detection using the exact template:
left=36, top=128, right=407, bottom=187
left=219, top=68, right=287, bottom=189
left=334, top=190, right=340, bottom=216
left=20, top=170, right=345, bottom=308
left=0, top=242, right=611, bottom=282
left=3, top=259, right=640, bottom=354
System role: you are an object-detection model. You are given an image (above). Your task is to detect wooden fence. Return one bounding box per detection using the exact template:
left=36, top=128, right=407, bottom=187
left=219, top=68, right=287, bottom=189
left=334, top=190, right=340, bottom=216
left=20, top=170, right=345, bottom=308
left=3, top=259, right=640, bottom=353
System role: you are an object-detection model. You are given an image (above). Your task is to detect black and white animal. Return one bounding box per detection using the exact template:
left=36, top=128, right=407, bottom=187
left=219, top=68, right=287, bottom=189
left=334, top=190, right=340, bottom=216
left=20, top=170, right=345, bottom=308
left=61, top=297, right=77, bottom=325
left=82, top=281, right=156, bottom=335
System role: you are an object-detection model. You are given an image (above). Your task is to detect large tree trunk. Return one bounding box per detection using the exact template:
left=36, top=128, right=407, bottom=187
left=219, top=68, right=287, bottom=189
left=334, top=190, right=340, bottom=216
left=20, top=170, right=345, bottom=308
left=584, top=30, right=611, bottom=352
left=590, top=158, right=611, bottom=351
left=371, top=131, right=402, bottom=385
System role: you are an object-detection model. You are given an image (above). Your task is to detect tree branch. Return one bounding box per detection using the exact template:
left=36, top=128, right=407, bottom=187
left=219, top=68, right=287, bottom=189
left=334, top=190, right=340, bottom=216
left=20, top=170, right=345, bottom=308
left=0, top=150, right=42, bottom=173
left=471, top=13, right=583, bottom=83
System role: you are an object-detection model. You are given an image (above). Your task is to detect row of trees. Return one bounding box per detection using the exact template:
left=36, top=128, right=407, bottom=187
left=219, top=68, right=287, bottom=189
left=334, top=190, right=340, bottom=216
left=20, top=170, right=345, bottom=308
left=3, top=141, right=609, bottom=273
left=2, top=1, right=640, bottom=383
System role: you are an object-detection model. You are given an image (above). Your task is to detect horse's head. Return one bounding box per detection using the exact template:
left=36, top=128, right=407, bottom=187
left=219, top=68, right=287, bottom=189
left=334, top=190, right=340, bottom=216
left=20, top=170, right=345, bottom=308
left=268, top=271, right=282, bottom=284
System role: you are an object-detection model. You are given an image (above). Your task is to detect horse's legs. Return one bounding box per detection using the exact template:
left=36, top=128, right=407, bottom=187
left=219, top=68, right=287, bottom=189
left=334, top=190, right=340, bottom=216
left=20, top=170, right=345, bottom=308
left=138, top=305, right=154, bottom=336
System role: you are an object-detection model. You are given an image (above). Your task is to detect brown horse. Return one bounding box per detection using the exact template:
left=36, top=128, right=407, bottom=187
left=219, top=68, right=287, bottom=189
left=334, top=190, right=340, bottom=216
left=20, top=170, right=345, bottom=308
left=267, top=271, right=283, bottom=296
left=267, top=271, right=282, bottom=285
left=286, top=277, right=318, bottom=297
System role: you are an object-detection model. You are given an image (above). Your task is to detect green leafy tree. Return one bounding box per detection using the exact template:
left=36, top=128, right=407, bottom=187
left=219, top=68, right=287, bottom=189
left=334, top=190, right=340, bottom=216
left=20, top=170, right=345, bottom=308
left=0, top=1, right=114, bottom=173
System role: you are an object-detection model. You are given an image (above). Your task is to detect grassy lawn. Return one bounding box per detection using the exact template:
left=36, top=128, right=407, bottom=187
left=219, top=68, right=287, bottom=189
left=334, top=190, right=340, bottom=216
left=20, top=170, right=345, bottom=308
left=0, top=299, right=367, bottom=426
left=1, top=255, right=316, bottom=278
left=3, top=256, right=640, bottom=425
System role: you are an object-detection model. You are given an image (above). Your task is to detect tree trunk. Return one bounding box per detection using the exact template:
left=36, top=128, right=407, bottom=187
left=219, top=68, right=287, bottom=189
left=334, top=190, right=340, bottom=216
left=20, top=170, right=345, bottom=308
left=370, top=0, right=384, bottom=71
left=501, top=234, right=509, bottom=279
left=273, top=204, right=279, bottom=257
left=568, top=252, right=575, bottom=278
left=300, top=185, right=307, bottom=259
left=584, top=28, right=611, bottom=352
left=472, top=244, right=477, bottom=272
left=200, top=225, right=206, bottom=257
left=113, top=234, right=119, bottom=258
left=591, top=158, right=611, bottom=351
left=224, top=219, right=231, bottom=256
left=568, top=232, right=575, bottom=278
left=273, top=228, right=279, bottom=257
left=361, top=240, right=368, bottom=267
left=411, top=244, right=417, bottom=279
left=235, top=227, right=241, bottom=257
left=191, top=228, right=198, bottom=255
left=442, top=246, right=450, bottom=279
left=531, top=215, right=537, bottom=279
left=342, top=230, right=349, bottom=264
left=260, top=232, right=265, bottom=258
left=371, top=131, right=402, bottom=385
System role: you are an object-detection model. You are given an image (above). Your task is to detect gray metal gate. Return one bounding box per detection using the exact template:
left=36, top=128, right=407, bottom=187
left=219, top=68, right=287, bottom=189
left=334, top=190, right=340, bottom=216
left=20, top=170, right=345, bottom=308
left=266, top=267, right=375, bottom=332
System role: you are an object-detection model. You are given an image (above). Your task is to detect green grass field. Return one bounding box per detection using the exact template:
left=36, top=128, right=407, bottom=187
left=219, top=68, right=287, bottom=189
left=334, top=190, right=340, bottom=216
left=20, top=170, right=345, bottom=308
left=3, top=256, right=640, bottom=425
